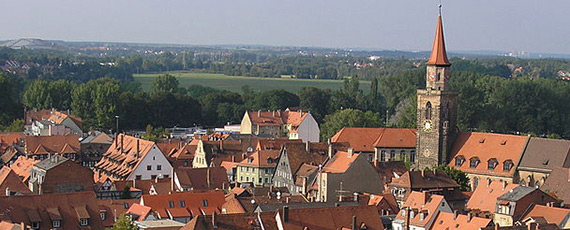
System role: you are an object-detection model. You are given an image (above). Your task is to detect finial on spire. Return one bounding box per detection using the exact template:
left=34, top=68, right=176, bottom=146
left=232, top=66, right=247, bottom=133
left=438, top=1, right=442, bottom=15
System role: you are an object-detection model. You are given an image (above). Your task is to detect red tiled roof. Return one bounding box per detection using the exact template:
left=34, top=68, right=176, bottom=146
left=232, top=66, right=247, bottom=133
left=431, top=212, right=492, bottom=230
left=396, top=191, right=445, bottom=227
left=0, top=191, right=104, bottom=229
left=127, top=203, right=152, bottom=221
left=521, top=204, right=570, bottom=226
left=322, top=151, right=359, bottom=173
left=426, top=15, right=451, bottom=66
left=114, top=178, right=172, bottom=195
left=175, top=167, right=229, bottom=190
left=9, top=156, right=38, bottom=182
left=466, top=180, right=519, bottom=213
left=272, top=205, right=385, bottom=230
left=141, top=191, right=225, bottom=219
left=247, top=110, right=309, bottom=127
left=98, top=199, right=139, bottom=227
left=448, top=132, right=529, bottom=177
left=237, top=150, right=280, bottom=168
left=0, top=166, right=31, bottom=195
left=389, top=170, right=459, bottom=189
left=331, top=127, right=416, bottom=152
left=24, top=135, right=80, bottom=155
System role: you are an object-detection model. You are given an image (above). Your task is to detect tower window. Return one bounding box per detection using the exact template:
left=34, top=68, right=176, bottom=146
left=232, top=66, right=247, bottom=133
left=425, top=102, right=432, bottom=120
left=436, top=73, right=441, bottom=81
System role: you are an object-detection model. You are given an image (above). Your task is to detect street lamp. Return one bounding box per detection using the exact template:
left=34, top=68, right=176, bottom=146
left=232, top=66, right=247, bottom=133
left=115, top=115, right=119, bottom=134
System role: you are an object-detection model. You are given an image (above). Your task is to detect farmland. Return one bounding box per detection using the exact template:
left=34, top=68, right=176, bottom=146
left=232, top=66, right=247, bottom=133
left=134, top=72, right=371, bottom=93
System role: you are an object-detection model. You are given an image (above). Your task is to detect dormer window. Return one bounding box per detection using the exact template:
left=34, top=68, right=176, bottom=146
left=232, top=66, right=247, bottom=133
left=503, top=160, right=513, bottom=172
left=80, top=218, right=89, bottom=226
left=31, top=222, right=40, bottom=229
left=202, top=199, right=208, bottom=207
left=488, top=158, right=498, bottom=170
left=469, top=157, right=480, bottom=168
left=455, top=156, right=465, bottom=167
left=52, top=220, right=61, bottom=228
left=168, top=201, right=174, bottom=208
left=247, top=158, right=253, bottom=164
left=267, top=158, right=273, bottom=164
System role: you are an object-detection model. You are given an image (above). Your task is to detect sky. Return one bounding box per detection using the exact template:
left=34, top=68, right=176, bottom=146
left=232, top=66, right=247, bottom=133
left=2, top=0, right=569, bottom=54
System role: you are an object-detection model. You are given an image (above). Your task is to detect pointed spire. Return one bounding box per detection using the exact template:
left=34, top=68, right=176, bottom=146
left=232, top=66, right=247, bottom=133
left=426, top=12, right=451, bottom=66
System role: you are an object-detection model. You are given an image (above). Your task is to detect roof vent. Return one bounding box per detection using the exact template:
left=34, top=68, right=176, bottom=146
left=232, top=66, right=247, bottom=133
left=479, top=138, right=485, bottom=143
left=501, top=140, right=507, bottom=145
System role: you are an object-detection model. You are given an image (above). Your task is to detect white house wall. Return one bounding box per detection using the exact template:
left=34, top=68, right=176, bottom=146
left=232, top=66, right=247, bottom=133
left=128, top=145, right=173, bottom=180
left=297, top=114, right=320, bottom=142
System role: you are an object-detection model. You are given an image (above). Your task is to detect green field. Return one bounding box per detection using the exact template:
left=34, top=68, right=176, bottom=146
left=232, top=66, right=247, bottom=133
left=134, top=72, right=371, bottom=93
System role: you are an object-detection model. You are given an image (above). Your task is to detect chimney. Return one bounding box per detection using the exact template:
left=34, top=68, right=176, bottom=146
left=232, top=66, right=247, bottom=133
left=136, top=139, right=140, bottom=158
left=120, top=134, right=124, bottom=154
left=5, top=187, right=10, bottom=196
left=467, top=212, right=473, bottom=222
left=433, top=169, right=437, bottom=176
left=351, top=216, right=357, bottom=230
left=305, top=141, right=310, bottom=152
left=231, top=155, right=235, bottom=162
left=328, top=141, right=334, bottom=159
left=212, top=211, right=218, bottom=228
left=347, top=147, right=354, bottom=158
left=502, top=180, right=507, bottom=190
left=132, top=178, right=136, bottom=188
left=115, top=134, right=118, bottom=149
left=494, top=224, right=500, bottom=230
left=272, top=111, right=275, bottom=117
left=170, top=167, right=175, bottom=193
left=421, top=169, right=426, bottom=178
left=258, top=110, right=261, bottom=117
left=353, top=192, right=359, bottom=202
left=207, top=167, right=211, bottom=188
left=453, top=210, right=458, bottom=220
left=404, top=207, right=411, bottom=230
left=286, top=196, right=290, bottom=203
left=302, top=177, right=308, bottom=194
left=300, top=110, right=303, bottom=117
left=282, top=206, right=289, bottom=223
left=219, top=140, right=223, bottom=152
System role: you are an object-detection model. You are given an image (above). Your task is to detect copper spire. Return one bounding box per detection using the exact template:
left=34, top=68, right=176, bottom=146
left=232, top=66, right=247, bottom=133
left=426, top=12, right=451, bottom=66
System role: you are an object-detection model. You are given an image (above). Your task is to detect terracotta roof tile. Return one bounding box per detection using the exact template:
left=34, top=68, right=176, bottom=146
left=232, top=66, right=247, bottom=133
left=247, top=110, right=309, bottom=127
left=396, top=191, right=446, bottom=227
left=322, top=151, right=359, bottom=173
left=182, top=212, right=273, bottom=230
left=114, top=178, right=172, bottom=195
left=175, top=167, right=229, bottom=190
left=519, top=137, right=570, bottom=171
left=24, top=135, right=80, bottom=155
left=431, top=212, right=492, bottom=230
left=521, top=204, right=570, bottom=226
left=271, top=205, right=385, bottom=230
left=466, top=180, right=519, bottom=213
left=237, top=150, right=280, bottom=168
left=390, top=170, right=459, bottom=189
left=448, top=132, right=529, bottom=177
left=0, top=166, right=31, bottom=195
left=331, top=127, right=416, bottom=152
left=542, top=167, right=570, bottom=204
left=141, top=191, right=225, bottom=219
left=9, top=156, right=38, bottom=182
left=126, top=203, right=152, bottom=221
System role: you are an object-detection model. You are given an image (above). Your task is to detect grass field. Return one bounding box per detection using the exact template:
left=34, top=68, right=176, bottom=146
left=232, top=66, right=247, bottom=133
left=134, top=72, right=371, bottom=93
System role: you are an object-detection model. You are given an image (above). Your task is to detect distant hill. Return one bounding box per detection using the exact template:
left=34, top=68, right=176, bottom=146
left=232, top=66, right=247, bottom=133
left=0, top=38, right=67, bottom=51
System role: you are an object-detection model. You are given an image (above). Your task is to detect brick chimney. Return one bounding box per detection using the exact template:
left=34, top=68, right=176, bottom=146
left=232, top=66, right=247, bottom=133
left=347, top=147, right=354, bottom=158
left=212, top=211, right=217, bottom=228
left=282, top=206, right=289, bottom=223
left=328, top=140, right=333, bottom=159
left=305, top=141, right=310, bottom=152
left=351, top=216, right=357, bottom=230
left=136, top=139, right=140, bottom=158
left=120, top=134, right=124, bottom=154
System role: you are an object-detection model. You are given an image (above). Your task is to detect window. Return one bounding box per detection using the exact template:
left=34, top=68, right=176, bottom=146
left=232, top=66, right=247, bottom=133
left=53, top=220, right=61, bottom=228
left=147, top=165, right=152, bottom=171
left=265, top=178, right=269, bottom=183
left=180, top=200, right=186, bottom=207
left=259, top=178, right=262, bottom=184
left=151, top=175, right=157, bottom=179
left=390, top=151, right=396, bottom=161
left=267, top=158, right=273, bottom=164
left=157, top=165, right=162, bottom=170
left=380, top=151, right=386, bottom=162
left=410, top=151, right=416, bottom=163
left=469, top=157, right=480, bottom=168
left=240, top=176, right=243, bottom=181
left=246, top=177, right=249, bottom=181
left=80, top=218, right=89, bottom=226
left=400, top=150, right=406, bottom=161
left=183, top=161, right=189, bottom=167
left=135, top=175, right=142, bottom=180
left=100, top=212, right=106, bottom=220
left=168, top=201, right=174, bottom=208
left=455, top=156, right=465, bottom=167
left=488, top=158, right=498, bottom=170
left=425, top=102, right=432, bottom=120
left=503, top=160, right=513, bottom=172
left=32, top=222, right=39, bottom=229
left=247, top=158, right=253, bottom=163
left=202, top=199, right=208, bottom=207
left=368, top=155, right=373, bottom=162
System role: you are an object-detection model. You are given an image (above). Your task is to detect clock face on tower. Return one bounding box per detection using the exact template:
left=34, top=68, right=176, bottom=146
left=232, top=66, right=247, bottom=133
left=423, top=120, right=432, bottom=131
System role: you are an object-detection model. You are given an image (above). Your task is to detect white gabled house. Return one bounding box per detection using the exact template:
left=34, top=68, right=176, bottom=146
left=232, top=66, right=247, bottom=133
left=240, top=109, right=320, bottom=142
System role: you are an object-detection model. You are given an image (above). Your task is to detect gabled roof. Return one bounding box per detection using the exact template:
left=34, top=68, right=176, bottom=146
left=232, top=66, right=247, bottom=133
left=126, top=203, right=152, bottom=221
left=448, top=132, right=529, bottom=177
left=237, top=150, right=280, bottom=168
left=9, top=156, right=38, bottom=182
left=94, top=134, right=160, bottom=181
left=322, top=151, right=359, bottom=173
left=331, top=127, right=416, bottom=152
left=169, top=139, right=198, bottom=160
left=114, top=178, right=172, bottom=195
left=366, top=193, right=400, bottom=214
left=396, top=191, right=446, bottom=227
left=520, top=204, right=570, bottom=227
left=389, top=169, right=459, bottom=189
left=466, top=181, right=519, bottom=213
left=181, top=212, right=273, bottom=230
left=271, top=205, right=385, bottom=230
left=141, top=191, right=226, bottom=219
left=175, top=167, right=229, bottom=190
left=0, top=191, right=104, bottom=229
left=24, top=135, right=80, bottom=155
left=426, top=15, right=451, bottom=66
left=97, top=199, right=139, bottom=228
left=246, top=110, right=310, bottom=127
left=519, top=137, right=570, bottom=171
left=81, top=131, right=113, bottom=144
left=281, top=142, right=328, bottom=176
left=430, top=212, right=492, bottom=230
left=0, top=166, right=31, bottom=195
left=541, top=167, right=570, bottom=203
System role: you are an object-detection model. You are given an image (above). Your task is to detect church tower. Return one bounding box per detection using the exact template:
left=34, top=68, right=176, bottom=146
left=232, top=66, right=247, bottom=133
left=416, top=9, right=458, bottom=169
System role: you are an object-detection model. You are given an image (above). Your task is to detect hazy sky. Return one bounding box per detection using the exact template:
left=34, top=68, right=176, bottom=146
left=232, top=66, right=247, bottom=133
left=2, top=0, right=569, bottom=54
